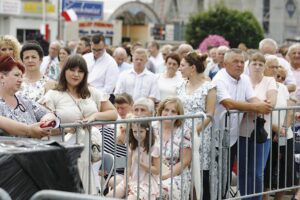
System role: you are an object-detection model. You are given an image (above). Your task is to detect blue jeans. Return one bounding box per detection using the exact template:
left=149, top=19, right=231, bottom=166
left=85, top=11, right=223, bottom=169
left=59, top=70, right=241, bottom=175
left=238, top=137, right=271, bottom=200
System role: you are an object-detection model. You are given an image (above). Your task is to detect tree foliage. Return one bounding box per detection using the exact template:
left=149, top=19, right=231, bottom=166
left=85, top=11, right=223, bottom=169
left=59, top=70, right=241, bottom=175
left=185, top=5, right=264, bottom=49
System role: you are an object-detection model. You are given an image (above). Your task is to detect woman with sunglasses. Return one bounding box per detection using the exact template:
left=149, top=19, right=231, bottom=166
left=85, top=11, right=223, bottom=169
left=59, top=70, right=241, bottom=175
left=0, top=55, right=56, bottom=138
left=263, top=55, right=294, bottom=200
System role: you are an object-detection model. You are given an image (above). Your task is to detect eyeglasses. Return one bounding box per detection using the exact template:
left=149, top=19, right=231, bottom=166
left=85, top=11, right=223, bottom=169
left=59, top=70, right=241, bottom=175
left=14, top=95, right=26, bottom=112
left=276, top=74, right=286, bottom=81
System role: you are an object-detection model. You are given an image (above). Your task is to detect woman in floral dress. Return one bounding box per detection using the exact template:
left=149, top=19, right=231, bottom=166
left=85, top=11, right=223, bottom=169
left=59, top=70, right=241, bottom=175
left=177, top=52, right=216, bottom=200
left=18, top=42, right=56, bottom=102
left=154, top=97, right=191, bottom=200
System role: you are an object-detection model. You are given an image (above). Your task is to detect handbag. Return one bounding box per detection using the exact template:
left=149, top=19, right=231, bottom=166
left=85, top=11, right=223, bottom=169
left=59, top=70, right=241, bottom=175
left=250, top=116, right=268, bottom=144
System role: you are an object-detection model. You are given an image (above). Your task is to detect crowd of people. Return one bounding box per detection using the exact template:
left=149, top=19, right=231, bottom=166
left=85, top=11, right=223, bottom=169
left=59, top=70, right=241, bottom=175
left=0, top=33, right=300, bottom=200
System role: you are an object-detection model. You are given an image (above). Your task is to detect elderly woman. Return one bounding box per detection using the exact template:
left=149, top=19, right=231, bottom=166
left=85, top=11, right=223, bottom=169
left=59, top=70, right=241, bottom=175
left=18, top=42, right=56, bottom=102
left=239, top=52, right=277, bottom=200
left=0, top=35, right=21, bottom=61
left=0, top=55, right=56, bottom=138
left=40, top=54, right=118, bottom=194
left=154, top=97, right=191, bottom=200
left=0, top=116, right=48, bottom=137
left=157, top=53, right=183, bottom=100
left=263, top=55, right=294, bottom=200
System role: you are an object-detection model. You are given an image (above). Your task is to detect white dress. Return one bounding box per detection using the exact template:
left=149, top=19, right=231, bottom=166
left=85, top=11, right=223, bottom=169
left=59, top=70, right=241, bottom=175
left=40, top=87, right=109, bottom=194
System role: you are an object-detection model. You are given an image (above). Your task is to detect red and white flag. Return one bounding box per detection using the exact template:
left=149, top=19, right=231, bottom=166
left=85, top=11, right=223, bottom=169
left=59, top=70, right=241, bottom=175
left=61, top=9, right=78, bottom=22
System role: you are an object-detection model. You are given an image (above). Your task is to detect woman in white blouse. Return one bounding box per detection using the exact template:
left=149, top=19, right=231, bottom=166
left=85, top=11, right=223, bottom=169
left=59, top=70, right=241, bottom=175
left=239, top=52, right=277, bottom=200
left=157, top=52, right=183, bottom=100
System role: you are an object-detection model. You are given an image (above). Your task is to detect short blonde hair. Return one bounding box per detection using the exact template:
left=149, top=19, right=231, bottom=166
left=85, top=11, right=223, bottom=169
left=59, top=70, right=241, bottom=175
left=0, top=35, right=21, bottom=61
left=156, top=97, right=184, bottom=127
left=133, top=48, right=148, bottom=59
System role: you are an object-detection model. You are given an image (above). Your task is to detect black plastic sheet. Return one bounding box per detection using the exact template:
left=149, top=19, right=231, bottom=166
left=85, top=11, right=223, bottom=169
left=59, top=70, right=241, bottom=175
left=0, top=138, right=84, bottom=200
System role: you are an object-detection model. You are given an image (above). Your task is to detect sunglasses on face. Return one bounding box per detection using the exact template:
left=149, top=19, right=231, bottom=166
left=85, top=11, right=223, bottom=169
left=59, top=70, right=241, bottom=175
left=276, top=74, right=286, bottom=81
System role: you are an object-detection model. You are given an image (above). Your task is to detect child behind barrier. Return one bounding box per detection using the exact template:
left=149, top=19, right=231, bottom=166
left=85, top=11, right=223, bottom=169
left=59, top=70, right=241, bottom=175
left=106, top=121, right=160, bottom=200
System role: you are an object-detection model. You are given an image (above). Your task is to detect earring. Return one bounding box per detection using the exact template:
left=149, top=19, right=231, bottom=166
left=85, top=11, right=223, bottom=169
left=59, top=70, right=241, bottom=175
left=1, top=82, right=4, bottom=86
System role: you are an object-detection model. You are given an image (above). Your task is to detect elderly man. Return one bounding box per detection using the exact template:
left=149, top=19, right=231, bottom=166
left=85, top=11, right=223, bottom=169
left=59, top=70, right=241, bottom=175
left=208, top=45, right=230, bottom=79
left=113, top=47, right=132, bottom=72
left=40, top=41, right=60, bottom=80
left=177, top=43, right=193, bottom=60
left=83, top=34, right=119, bottom=95
left=258, top=38, right=296, bottom=92
left=287, top=43, right=300, bottom=103
left=212, top=48, right=273, bottom=198
left=148, top=41, right=164, bottom=73
left=114, top=48, right=160, bottom=102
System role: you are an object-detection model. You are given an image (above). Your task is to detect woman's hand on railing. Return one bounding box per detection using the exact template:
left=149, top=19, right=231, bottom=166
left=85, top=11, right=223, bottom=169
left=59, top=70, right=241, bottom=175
left=28, top=123, right=50, bottom=138
left=82, top=113, right=96, bottom=124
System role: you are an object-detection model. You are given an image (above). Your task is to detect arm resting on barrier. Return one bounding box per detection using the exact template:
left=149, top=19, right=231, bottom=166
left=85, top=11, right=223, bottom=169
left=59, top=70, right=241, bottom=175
left=221, top=97, right=273, bottom=114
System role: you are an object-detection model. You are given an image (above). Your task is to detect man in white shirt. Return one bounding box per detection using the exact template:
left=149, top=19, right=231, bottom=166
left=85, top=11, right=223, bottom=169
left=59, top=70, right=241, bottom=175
left=83, top=34, right=119, bottom=95
left=212, top=48, right=273, bottom=197
left=114, top=48, right=160, bottom=102
left=40, top=41, right=60, bottom=80
left=148, top=41, right=165, bottom=73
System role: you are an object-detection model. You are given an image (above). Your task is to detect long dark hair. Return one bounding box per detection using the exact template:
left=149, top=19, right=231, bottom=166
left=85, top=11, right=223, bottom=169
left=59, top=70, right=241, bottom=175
left=56, top=54, right=90, bottom=98
left=129, top=121, right=155, bottom=154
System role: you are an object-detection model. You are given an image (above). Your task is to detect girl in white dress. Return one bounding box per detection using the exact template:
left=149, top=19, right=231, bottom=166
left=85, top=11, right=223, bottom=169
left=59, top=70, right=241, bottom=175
left=107, top=121, right=160, bottom=200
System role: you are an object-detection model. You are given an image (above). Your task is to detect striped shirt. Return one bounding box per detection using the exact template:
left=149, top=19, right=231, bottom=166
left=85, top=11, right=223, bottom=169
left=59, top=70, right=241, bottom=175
left=99, top=126, right=127, bottom=174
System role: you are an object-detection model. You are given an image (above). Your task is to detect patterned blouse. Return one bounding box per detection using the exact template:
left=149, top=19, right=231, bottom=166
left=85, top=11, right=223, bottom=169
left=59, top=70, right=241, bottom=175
left=177, top=80, right=216, bottom=170
left=0, top=94, right=49, bottom=124
left=18, top=75, right=49, bottom=102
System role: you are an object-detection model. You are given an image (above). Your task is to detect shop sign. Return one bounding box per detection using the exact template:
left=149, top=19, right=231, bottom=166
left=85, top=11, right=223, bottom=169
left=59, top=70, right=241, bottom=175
left=62, top=0, right=103, bottom=20
left=0, top=0, right=21, bottom=15
left=23, top=2, right=55, bottom=13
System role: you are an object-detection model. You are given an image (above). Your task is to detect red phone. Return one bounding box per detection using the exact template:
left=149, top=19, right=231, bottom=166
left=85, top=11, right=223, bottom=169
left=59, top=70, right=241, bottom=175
left=40, top=120, right=57, bottom=129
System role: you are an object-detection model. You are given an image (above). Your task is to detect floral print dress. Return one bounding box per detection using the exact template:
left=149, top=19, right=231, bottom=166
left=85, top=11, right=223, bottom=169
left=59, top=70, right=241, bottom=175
left=18, top=76, right=49, bottom=102
left=177, top=80, right=217, bottom=200
left=153, top=124, right=191, bottom=200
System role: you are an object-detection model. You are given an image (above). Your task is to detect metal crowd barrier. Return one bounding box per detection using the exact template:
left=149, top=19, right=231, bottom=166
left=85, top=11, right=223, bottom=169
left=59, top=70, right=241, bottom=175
left=45, top=113, right=214, bottom=200
left=218, top=106, right=300, bottom=200
left=30, top=190, right=119, bottom=200
left=40, top=106, right=300, bottom=200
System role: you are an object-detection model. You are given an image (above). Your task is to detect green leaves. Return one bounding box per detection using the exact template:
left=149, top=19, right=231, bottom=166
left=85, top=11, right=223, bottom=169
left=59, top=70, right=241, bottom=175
left=185, top=4, right=264, bottom=49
